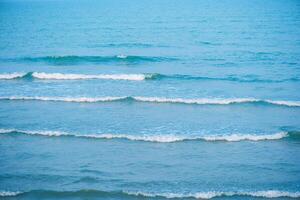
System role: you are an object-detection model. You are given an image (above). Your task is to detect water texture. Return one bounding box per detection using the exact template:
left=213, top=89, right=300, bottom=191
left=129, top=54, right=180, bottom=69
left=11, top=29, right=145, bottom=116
left=0, top=0, right=300, bottom=199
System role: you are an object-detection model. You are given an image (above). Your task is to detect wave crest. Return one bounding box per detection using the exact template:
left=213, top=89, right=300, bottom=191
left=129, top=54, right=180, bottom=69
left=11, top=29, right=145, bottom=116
left=1, top=96, right=299, bottom=107
left=16, top=55, right=176, bottom=65
left=0, top=129, right=292, bottom=142
left=0, top=96, right=128, bottom=103
left=1, top=72, right=299, bottom=83
left=129, top=190, right=300, bottom=199
left=31, top=72, right=151, bottom=81
left=0, top=72, right=154, bottom=81
left=0, top=190, right=299, bottom=199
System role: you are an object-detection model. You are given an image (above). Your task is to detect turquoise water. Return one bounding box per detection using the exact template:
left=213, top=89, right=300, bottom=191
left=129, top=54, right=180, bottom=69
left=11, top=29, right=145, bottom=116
left=1, top=0, right=300, bottom=199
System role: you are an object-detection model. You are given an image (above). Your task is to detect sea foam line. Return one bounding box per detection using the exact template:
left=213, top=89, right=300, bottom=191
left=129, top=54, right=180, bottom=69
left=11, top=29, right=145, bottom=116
left=0, top=190, right=299, bottom=199
left=0, top=96, right=299, bottom=107
left=0, top=129, right=290, bottom=142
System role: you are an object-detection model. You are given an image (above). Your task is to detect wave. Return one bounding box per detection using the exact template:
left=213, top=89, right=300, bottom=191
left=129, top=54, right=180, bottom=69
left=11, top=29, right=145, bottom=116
left=1, top=129, right=297, bottom=142
left=0, top=96, right=129, bottom=103
left=155, top=74, right=300, bottom=83
left=129, top=190, right=300, bottom=199
left=90, top=43, right=170, bottom=48
left=6, top=55, right=176, bottom=65
left=31, top=72, right=152, bottom=81
left=0, top=96, right=299, bottom=107
left=133, top=96, right=300, bottom=107
left=1, top=190, right=299, bottom=199
left=30, top=72, right=150, bottom=81
left=0, top=72, right=299, bottom=83
left=0, top=72, right=155, bottom=81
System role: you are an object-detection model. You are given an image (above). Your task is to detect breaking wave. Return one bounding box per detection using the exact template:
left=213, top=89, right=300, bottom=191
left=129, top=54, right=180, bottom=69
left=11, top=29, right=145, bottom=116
left=0, top=190, right=299, bottom=199
left=0, top=72, right=299, bottom=82
left=0, top=129, right=297, bottom=142
left=0, top=96, right=299, bottom=107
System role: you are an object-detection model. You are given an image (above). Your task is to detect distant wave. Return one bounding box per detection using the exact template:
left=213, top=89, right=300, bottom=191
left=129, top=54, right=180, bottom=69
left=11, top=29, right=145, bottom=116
left=4, top=55, right=177, bottom=65
left=0, top=72, right=299, bottom=83
left=1, top=190, right=299, bottom=199
left=0, top=96, right=299, bottom=107
left=94, top=43, right=156, bottom=48
left=1, top=129, right=298, bottom=142
left=154, top=74, right=300, bottom=83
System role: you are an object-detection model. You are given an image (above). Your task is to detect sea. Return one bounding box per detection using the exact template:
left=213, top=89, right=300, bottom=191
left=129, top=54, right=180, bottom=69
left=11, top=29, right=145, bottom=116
left=0, top=0, right=300, bottom=199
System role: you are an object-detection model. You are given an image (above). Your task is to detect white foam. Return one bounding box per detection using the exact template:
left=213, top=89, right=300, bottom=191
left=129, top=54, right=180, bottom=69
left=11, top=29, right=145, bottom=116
left=0, top=190, right=299, bottom=198
left=202, top=132, right=288, bottom=142
left=265, top=100, right=300, bottom=107
left=0, top=191, right=22, bottom=197
left=0, top=73, right=26, bottom=79
left=0, top=128, right=15, bottom=133
left=134, top=97, right=300, bottom=107
left=244, top=190, right=300, bottom=198
left=128, top=191, right=223, bottom=199
left=84, top=134, right=188, bottom=142
left=133, top=96, right=259, bottom=105
left=133, top=96, right=300, bottom=107
left=116, top=54, right=128, bottom=59
left=87, top=133, right=288, bottom=142
left=0, top=96, right=126, bottom=103
left=0, top=129, right=288, bottom=142
left=0, top=129, right=68, bottom=137
left=128, top=190, right=300, bottom=199
left=32, top=72, right=147, bottom=81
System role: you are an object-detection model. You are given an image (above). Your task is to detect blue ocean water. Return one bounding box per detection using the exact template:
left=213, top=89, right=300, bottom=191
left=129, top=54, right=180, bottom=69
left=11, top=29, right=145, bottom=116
left=0, top=0, right=300, bottom=199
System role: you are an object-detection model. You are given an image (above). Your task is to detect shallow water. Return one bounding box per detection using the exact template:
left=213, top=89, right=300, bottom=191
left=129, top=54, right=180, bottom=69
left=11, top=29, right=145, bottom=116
left=0, top=0, right=300, bottom=199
